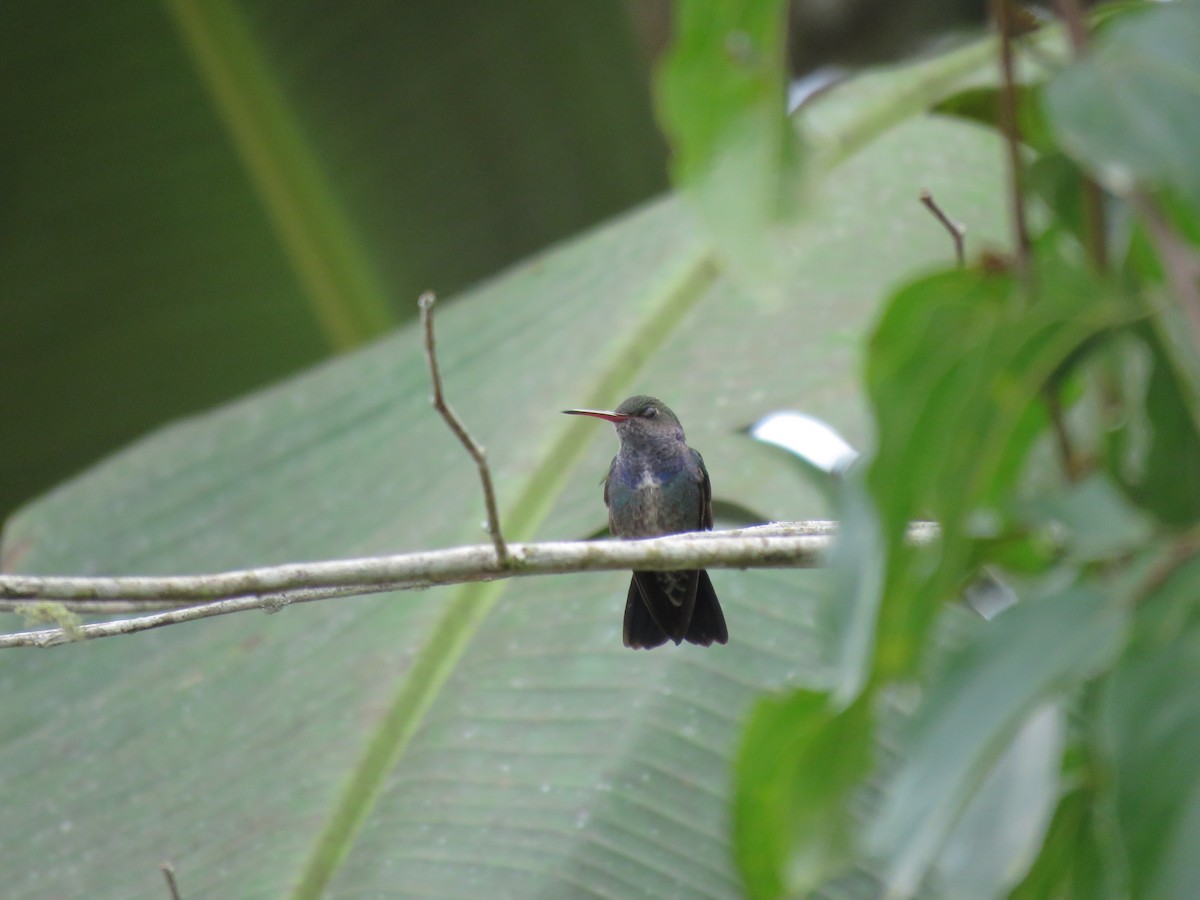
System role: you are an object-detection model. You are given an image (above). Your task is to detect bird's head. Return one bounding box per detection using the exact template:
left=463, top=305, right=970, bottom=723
left=563, top=395, right=685, bottom=445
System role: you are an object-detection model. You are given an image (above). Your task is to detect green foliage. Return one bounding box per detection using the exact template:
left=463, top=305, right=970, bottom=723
left=1008, top=783, right=1120, bottom=900
left=1044, top=0, right=1200, bottom=205
left=863, top=259, right=1130, bottom=677
left=1105, top=326, right=1200, bottom=526
left=868, top=584, right=1127, bottom=896
left=734, top=691, right=872, bottom=897
left=1098, top=556, right=1200, bottom=899
left=729, top=1, right=1200, bottom=897
left=6, top=0, right=1200, bottom=897
left=656, top=0, right=805, bottom=294
left=934, top=84, right=1055, bottom=152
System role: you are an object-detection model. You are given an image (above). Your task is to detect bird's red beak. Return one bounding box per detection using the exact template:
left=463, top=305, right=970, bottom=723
left=562, top=408, right=630, bottom=423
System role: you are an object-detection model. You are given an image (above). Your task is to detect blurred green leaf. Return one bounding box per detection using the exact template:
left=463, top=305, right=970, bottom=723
left=656, top=1, right=1008, bottom=301
left=1022, top=473, right=1153, bottom=562
left=734, top=691, right=872, bottom=899
left=934, top=84, right=1055, bottom=154
left=1105, top=326, right=1200, bottom=527
left=862, top=257, right=1129, bottom=677
left=823, top=474, right=887, bottom=703
left=656, top=0, right=803, bottom=292
left=1043, top=1, right=1200, bottom=205
left=932, top=703, right=1065, bottom=899
left=1026, top=154, right=1096, bottom=249
left=1010, top=785, right=1124, bottom=900
left=0, top=98, right=1014, bottom=895
left=1098, top=555, right=1200, bottom=900
left=868, top=582, right=1128, bottom=897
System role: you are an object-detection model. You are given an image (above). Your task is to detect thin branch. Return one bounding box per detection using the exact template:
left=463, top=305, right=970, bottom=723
left=0, top=522, right=940, bottom=649
left=162, top=863, right=182, bottom=900
left=919, top=189, right=966, bottom=267
left=419, top=291, right=508, bottom=563
left=990, top=0, right=1032, bottom=284
left=1080, top=178, right=1109, bottom=272
left=992, top=0, right=1084, bottom=480
left=1053, top=0, right=1109, bottom=274
left=1031, top=0, right=1109, bottom=483
left=1053, top=0, right=1091, bottom=54
left=4, top=596, right=297, bottom=649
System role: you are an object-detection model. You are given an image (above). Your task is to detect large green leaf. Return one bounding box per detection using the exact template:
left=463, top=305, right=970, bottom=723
left=0, top=92, right=1011, bottom=900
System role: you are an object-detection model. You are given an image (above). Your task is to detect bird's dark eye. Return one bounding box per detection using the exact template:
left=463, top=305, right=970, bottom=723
left=643, top=406, right=658, bottom=418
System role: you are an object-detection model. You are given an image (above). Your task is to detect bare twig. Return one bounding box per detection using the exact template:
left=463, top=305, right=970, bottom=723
left=1053, top=0, right=1091, bottom=53
left=162, top=863, right=182, bottom=900
left=990, top=0, right=1032, bottom=284
left=1053, top=0, right=1109, bottom=274
left=419, top=291, right=508, bottom=563
left=919, top=189, right=966, bottom=267
left=0, top=522, right=940, bottom=649
left=2, top=594, right=341, bottom=649
left=1080, top=178, right=1109, bottom=272
left=1041, top=0, right=1111, bottom=481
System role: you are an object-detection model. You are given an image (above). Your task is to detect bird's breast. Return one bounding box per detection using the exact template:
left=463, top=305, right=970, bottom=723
left=608, top=460, right=696, bottom=538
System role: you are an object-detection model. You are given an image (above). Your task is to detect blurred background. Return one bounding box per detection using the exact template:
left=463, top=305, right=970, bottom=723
left=0, top=1, right=674, bottom=522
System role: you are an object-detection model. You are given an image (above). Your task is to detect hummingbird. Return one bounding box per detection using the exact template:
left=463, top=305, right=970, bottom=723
left=563, top=396, right=728, bottom=649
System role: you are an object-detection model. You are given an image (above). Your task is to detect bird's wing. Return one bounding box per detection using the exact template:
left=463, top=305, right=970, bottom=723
left=691, top=448, right=713, bottom=530
left=604, top=455, right=618, bottom=534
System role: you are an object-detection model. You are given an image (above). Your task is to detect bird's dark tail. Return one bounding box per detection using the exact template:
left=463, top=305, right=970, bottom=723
left=622, top=576, right=671, bottom=649
left=622, top=570, right=727, bottom=649
left=684, top=570, right=728, bottom=646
